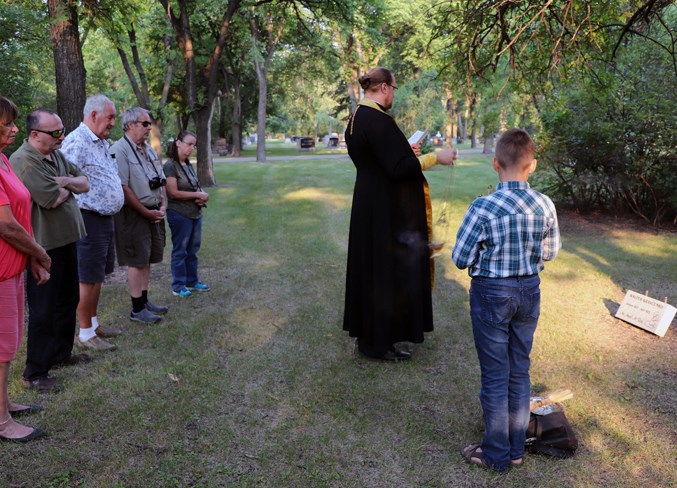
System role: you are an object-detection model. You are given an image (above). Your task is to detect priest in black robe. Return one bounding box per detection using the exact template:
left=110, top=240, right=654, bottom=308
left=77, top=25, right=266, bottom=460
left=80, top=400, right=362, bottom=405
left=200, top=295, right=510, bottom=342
left=343, top=67, right=457, bottom=361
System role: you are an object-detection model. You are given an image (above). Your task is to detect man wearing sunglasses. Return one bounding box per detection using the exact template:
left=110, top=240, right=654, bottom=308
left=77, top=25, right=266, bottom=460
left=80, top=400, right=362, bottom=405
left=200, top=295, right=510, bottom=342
left=10, top=108, right=91, bottom=391
left=110, top=107, right=168, bottom=325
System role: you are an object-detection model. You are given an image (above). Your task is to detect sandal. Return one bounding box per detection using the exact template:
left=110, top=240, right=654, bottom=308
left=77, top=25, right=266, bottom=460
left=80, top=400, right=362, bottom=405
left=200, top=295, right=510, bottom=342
left=461, top=443, right=488, bottom=468
left=461, top=444, right=520, bottom=471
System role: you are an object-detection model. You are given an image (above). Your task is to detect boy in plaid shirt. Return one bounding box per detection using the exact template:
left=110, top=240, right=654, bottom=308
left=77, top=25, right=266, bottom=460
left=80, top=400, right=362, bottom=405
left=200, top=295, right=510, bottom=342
left=452, top=128, right=561, bottom=472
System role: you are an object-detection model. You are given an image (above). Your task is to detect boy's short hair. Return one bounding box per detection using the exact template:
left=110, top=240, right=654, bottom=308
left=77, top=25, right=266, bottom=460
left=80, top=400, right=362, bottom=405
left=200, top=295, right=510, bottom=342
left=495, top=128, right=534, bottom=171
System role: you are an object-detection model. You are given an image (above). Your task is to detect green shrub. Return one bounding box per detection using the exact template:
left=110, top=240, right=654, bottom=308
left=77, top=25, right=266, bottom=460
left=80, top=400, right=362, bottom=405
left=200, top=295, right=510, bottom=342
left=534, top=27, right=677, bottom=225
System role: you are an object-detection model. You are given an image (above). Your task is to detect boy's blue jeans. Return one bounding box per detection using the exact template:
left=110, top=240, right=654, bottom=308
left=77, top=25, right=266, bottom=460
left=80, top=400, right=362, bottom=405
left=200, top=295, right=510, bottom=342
left=167, top=209, right=203, bottom=292
left=469, top=274, right=541, bottom=471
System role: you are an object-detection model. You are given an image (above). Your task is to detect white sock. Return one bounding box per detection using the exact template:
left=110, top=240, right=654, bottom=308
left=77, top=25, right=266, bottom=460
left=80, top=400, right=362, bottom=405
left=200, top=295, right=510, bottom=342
left=91, top=316, right=99, bottom=330
left=79, top=327, right=97, bottom=342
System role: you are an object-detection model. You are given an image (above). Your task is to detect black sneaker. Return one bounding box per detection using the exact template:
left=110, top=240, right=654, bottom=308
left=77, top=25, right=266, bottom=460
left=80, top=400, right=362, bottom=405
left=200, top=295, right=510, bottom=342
left=130, top=308, right=162, bottom=324
left=145, top=300, right=169, bottom=315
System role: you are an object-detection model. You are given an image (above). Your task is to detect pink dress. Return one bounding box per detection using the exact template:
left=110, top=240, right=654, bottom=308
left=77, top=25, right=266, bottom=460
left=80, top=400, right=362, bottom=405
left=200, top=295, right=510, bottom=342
left=0, top=153, right=33, bottom=361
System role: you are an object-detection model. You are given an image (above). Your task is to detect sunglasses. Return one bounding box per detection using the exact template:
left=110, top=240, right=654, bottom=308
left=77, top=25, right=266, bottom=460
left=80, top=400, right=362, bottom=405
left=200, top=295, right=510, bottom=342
left=136, top=121, right=152, bottom=127
left=33, top=128, right=65, bottom=138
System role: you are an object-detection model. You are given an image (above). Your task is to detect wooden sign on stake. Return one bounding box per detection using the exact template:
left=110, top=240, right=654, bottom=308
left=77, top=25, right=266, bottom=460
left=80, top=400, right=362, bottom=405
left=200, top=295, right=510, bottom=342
left=615, top=290, right=676, bottom=338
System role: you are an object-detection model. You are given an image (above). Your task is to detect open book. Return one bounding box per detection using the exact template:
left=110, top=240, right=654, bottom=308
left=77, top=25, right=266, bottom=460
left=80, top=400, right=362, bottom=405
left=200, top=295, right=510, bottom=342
left=408, top=130, right=428, bottom=145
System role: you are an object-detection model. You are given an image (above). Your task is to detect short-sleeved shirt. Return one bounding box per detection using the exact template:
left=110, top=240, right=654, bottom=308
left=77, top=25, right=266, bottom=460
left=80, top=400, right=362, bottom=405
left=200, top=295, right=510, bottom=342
left=163, top=159, right=202, bottom=219
left=111, top=136, right=165, bottom=208
left=61, top=123, right=124, bottom=215
left=10, top=141, right=86, bottom=251
left=0, top=153, right=33, bottom=281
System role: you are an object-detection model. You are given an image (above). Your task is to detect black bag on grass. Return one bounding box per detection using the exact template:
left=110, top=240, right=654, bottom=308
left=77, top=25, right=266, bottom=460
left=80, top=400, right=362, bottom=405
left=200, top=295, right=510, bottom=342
left=525, top=410, right=578, bottom=458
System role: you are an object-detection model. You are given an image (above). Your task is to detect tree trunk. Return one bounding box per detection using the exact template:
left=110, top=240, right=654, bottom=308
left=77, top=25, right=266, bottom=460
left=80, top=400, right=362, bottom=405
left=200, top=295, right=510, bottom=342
left=249, top=10, right=284, bottom=163
left=217, top=95, right=226, bottom=140
left=444, top=87, right=455, bottom=148
left=150, top=122, right=164, bottom=158
left=348, top=69, right=361, bottom=112
left=194, top=104, right=216, bottom=186
left=468, top=92, right=478, bottom=148
left=483, top=131, right=494, bottom=154
left=255, top=65, right=267, bottom=162
left=47, top=0, right=86, bottom=133
left=230, top=78, right=242, bottom=157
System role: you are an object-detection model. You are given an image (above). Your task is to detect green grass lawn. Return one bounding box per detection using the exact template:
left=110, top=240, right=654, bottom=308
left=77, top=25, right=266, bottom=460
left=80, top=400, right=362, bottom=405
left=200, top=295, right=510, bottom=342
left=236, top=139, right=347, bottom=157
left=4, top=154, right=676, bottom=487
left=226, top=138, right=473, bottom=158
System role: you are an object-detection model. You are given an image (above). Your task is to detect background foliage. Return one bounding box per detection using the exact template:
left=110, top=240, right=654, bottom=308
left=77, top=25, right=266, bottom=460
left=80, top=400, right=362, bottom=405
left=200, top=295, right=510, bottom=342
left=1, top=0, right=675, bottom=222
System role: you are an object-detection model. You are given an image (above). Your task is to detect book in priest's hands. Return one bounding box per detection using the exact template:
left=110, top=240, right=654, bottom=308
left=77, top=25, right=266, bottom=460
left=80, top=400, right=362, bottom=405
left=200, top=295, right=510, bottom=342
left=407, top=130, right=428, bottom=145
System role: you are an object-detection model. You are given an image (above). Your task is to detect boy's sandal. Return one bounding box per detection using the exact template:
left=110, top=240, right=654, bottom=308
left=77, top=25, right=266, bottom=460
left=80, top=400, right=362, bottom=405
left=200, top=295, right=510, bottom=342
left=461, top=444, right=523, bottom=470
left=461, top=443, right=488, bottom=468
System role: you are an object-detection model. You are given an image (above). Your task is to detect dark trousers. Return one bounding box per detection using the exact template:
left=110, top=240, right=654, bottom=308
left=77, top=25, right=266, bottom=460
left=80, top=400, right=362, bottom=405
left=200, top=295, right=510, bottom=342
left=23, top=243, right=79, bottom=380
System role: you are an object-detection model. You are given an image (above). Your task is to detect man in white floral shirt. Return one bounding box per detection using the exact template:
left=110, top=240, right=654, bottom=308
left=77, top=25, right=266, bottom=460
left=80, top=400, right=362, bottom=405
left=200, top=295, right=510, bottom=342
left=61, top=95, right=124, bottom=351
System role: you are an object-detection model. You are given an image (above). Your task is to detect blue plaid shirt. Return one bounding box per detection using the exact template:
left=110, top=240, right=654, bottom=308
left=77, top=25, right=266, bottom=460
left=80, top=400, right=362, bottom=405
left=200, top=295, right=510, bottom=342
left=452, top=181, right=561, bottom=277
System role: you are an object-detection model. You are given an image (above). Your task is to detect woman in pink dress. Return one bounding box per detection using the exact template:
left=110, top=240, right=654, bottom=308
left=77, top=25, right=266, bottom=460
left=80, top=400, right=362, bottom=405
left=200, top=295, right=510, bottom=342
left=0, top=96, right=51, bottom=442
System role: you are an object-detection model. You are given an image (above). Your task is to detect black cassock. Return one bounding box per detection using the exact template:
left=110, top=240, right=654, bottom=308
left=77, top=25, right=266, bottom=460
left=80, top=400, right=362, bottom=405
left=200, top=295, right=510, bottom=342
left=343, top=100, right=433, bottom=352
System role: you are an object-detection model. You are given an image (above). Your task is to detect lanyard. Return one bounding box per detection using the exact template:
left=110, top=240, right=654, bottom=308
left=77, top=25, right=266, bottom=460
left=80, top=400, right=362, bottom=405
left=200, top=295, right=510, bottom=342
left=123, top=136, right=161, bottom=180
left=178, top=160, right=201, bottom=191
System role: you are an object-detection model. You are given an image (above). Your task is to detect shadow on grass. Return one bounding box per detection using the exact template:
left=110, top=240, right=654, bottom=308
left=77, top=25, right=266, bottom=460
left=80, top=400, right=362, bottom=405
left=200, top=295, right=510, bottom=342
left=199, top=159, right=492, bottom=486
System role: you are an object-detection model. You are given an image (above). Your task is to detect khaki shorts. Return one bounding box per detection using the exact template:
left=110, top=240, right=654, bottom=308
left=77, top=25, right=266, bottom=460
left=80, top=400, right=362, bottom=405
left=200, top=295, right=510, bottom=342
left=114, top=206, right=166, bottom=267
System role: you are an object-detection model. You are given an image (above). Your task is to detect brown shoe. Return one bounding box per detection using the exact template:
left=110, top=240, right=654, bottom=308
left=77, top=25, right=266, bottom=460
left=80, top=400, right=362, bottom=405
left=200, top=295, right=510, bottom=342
left=56, top=353, right=92, bottom=367
left=22, top=376, right=60, bottom=392
left=95, top=325, right=122, bottom=338
left=76, top=336, right=117, bottom=351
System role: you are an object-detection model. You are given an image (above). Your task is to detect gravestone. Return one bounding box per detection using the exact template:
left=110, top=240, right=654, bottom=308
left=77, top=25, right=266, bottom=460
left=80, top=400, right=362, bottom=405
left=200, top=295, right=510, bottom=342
left=615, top=290, right=676, bottom=337
left=298, top=137, right=315, bottom=152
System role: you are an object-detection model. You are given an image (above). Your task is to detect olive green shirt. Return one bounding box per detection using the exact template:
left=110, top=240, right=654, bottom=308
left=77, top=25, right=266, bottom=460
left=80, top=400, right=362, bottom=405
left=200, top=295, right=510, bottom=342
left=10, top=141, right=86, bottom=251
left=163, top=159, right=202, bottom=219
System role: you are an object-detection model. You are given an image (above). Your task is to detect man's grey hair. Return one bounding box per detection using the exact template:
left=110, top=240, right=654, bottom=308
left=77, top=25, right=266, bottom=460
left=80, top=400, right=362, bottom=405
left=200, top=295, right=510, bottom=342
left=121, top=107, right=151, bottom=132
left=83, top=94, right=114, bottom=119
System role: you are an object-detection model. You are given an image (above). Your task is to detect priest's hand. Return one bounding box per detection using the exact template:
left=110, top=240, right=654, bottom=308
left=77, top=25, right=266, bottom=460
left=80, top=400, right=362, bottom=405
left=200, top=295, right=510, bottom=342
left=436, top=148, right=458, bottom=166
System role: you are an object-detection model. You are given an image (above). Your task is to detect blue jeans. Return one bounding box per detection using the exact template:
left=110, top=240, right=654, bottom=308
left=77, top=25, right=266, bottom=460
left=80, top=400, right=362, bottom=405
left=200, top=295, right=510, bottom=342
left=469, top=275, right=541, bottom=471
left=167, top=209, right=203, bottom=292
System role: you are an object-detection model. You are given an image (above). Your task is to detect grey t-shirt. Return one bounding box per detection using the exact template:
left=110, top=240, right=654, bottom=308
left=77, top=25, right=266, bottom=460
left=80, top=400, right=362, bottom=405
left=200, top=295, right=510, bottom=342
left=111, top=136, right=164, bottom=208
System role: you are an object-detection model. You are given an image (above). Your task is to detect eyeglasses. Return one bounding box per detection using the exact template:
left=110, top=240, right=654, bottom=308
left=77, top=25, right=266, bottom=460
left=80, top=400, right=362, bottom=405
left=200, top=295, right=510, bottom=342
left=179, top=140, right=196, bottom=147
left=135, top=121, right=152, bottom=127
left=33, top=128, right=65, bottom=138
left=386, top=83, right=398, bottom=90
